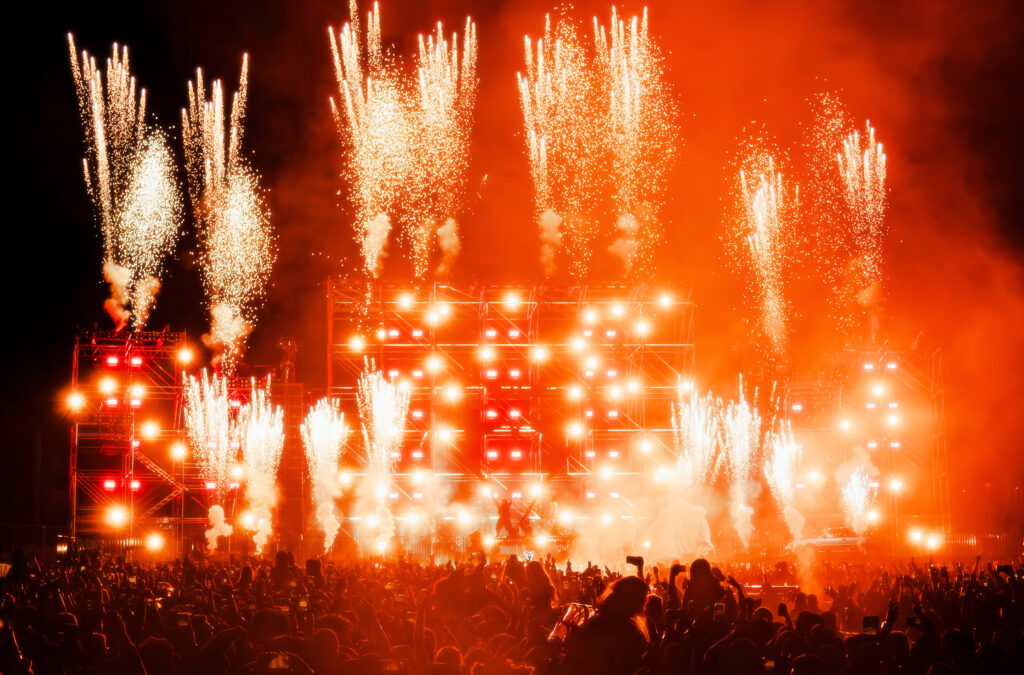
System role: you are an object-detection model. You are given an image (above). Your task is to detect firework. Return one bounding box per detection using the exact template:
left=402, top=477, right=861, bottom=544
left=330, top=0, right=414, bottom=278
left=838, top=122, right=887, bottom=288
left=407, top=18, right=478, bottom=278
left=357, top=367, right=411, bottom=551
left=68, top=35, right=181, bottom=330
left=301, top=399, right=349, bottom=552
left=734, top=151, right=798, bottom=359
left=594, top=7, right=677, bottom=279
left=182, top=56, right=274, bottom=372
left=519, top=14, right=606, bottom=279
left=239, top=379, right=284, bottom=554
left=764, top=420, right=805, bottom=542
left=841, top=467, right=876, bottom=536
left=184, top=371, right=237, bottom=551
left=721, top=380, right=762, bottom=549
left=671, top=383, right=720, bottom=492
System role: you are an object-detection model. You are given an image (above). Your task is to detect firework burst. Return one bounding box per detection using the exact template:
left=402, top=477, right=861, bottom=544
left=357, top=367, right=411, bottom=551
left=732, top=149, right=798, bottom=360
left=301, top=399, right=349, bottom=552
left=519, top=14, right=607, bottom=279
left=182, top=56, right=274, bottom=372
left=721, top=379, right=762, bottom=549
left=239, top=379, right=284, bottom=554
left=68, top=35, right=181, bottom=330
left=594, top=7, right=677, bottom=279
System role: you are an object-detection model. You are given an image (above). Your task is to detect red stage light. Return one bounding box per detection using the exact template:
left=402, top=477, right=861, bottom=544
left=103, top=479, right=116, bottom=491
left=130, top=356, right=142, bottom=367
left=106, top=355, right=119, bottom=366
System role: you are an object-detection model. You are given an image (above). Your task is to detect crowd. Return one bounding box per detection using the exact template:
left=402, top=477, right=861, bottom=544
left=1, top=547, right=1021, bottom=674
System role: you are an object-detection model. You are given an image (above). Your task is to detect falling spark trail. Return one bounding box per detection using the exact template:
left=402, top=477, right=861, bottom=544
left=239, top=379, right=284, bottom=554
left=302, top=399, right=349, bottom=552
left=357, top=368, right=411, bottom=552
left=182, top=55, right=274, bottom=372
left=68, top=35, right=181, bottom=330
left=838, top=122, right=887, bottom=290
left=765, top=421, right=805, bottom=542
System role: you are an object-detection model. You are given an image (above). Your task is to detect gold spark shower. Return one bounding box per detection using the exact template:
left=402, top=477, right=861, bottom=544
left=671, top=383, right=720, bottom=492
left=301, top=398, right=349, bottom=552
left=329, top=0, right=414, bottom=278
left=68, top=35, right=181, bottom=330
left=239, top=379, right=284, bottom=554
left=838, top=122, right=887, bottom=292
left=733, top=151, right=798, bottom=360
left=357, top=367, right=411, bottom=552
left=183, top=371, right=237, bottom=550
left=841, top=467, right=877, bottom=537
left=182, top=55, right=274, bottom=373
left=408, top=17, right=478, bottom=279
left=594, top=7, right=677, bottom=279
left=519, top=14, right=607, bottom=279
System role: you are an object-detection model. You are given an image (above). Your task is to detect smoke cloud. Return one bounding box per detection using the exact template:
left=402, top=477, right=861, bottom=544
left=102, top=261, right=132, bottom=331
left=205, top=504, right=233, bottom=551
left=538, top=209, right=563, bottom=276
left=435, top=218, right=461, bottom=278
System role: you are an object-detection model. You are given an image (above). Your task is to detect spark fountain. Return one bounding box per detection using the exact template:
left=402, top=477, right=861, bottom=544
left=519, top=14, right=606, bottom=279
left=183, top=371, right=237, bottom=550
left=239, top=379, right=284, bottom=554
left=301, top=399, right=349, bottom=553
left=357, top=367, right=411, bottom=554
left=841, top=467, right=877, bottom=537
left=764, top=420, right=805, bottom=543
left=182, top=55, right=274, bottom=373
left=594, top=7, right=677, bottom=279
left=68, top=36, right=182, bottom=330
left=721, top=380, right=762, bottom=550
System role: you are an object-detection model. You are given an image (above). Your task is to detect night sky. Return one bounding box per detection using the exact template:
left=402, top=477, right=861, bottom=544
left=6, top=0, right=1023, bottom=532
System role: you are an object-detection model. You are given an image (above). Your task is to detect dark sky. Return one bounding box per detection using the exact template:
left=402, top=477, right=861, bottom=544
left=6, top=0, right=1024, bottom=529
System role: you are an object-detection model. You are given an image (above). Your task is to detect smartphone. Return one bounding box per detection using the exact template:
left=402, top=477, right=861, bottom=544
left=778, top=603, right=786, bottom=617
left=713, top=603, right=726, bottom=618
left=763, top=659, right=775, bottom=673
left=176, top=613, right=190, bottom=628
left=625, top=555, right=644, bottom=567
left=863, top=615, right=880, bottom=635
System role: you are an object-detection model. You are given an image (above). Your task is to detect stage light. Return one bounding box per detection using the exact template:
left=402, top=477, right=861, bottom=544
left=583, top=308, right=598, bottom=324
left=145, top=532, right=164, bottom=552
left=485, top=328, right=497, bottom=338
left=792, top=403, right=803, bottom=412
left=531, top=346, right=548, bottom=362
left=99, top=377, right=117, bottom=395
left=426, top=311, right=440, bottom=325
left=484, top=535, right=496, bottom=547
left=628, top=379, right=641, bottom=393
left=639, top=439, right=653, bottom=453
left=129, top=384, right=144, bottom=399
left=634, top=319, right=650, bottom=336
left=337, top=471, right=353, bottom=487
left=530, top=483, right=542, bottom=497
left=103, top=479, right=116, bottom=491
left=599, top=465, right=614, bottom=480
left=176, top=347, right=194, bottom=365
left=679, top=380, right=694, bottom=394
left=559, top=510, right=573, bottom=524
left=503, top=291, right=521, bottom=310
left=867, top=510, right=880, bottom=524
left=611, top=303, right=624, bottom=318
left=67, top=391, right=86, bottom=412
left=164, top=442, right=185, bottom=462
left=839, top=419, right=851, bottom=431
left=567, top=422, right=584, bottom=438
left=479, top=346, right=495, bottom=362
left=106, top=506, right=128, bottom=528
left=886, top=362, right=897, bottom=370
left=443, top=384, right=461, bottom=402
left=571, top=336, right=586, bottom=352
left=659, top=293, right=672, bottom=308
left=438, top=428, right=453, bottom=443
left=366, top=514, right=379, bottom=528
left=412, top=470, right=429, bottom=485
left=376, top=328, right=387, bottom=340
left=609, top=386, right=622, bottom=400
left=863, top=363, right=875, bottom=371
left=438, top=302, right=451, bottom=316
left=909, top=528, right=924, bottom=543
left=230, top=465, right=243, bottom=479
left=653, top=467, right=669, bottom=482
left=140, top=421, right=159, bottom=440
left=106, top=355, right=120, bottom=367
left=584, top=356, right=598, bottom=369
left=872, top=383, right=885, bottom=396
left=349, top=335, right=366, bottom=352
left=926, top=533, right=942, bottom=551
left=205, top=481, right=216, bottom=490
left=426, top=355, right=442, bottom=373
left=376, top=540, right=388, bottom=553
left=889, top=478, right=904, bottom=494
left=644, top=540, right=652, bottom=549
left=601, top=513, right=613, bottom=525
left=808, top=469, right=824, bottom=485
left=535, top=535, right=548, bottom=547
left=405, top=511, right=420, bottom=527
left=399, top=293, right=414, bottom=308
left=887, top=415, right=899, bottom=426
left=480, top=485, right=492, bottom=498
left=567, top=385, right=584, bottom=401
left=457, top=510, right=472, bottom=526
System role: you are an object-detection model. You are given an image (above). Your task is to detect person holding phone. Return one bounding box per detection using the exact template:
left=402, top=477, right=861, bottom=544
left=559, top=575, right=650, bottom=675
